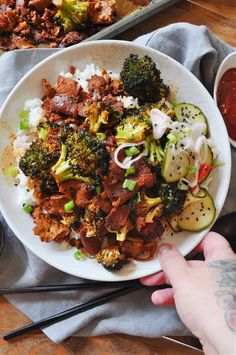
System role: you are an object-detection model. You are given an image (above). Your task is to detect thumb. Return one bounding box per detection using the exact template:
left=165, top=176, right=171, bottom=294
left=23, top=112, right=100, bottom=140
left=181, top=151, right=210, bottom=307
left=158, top=244, right=189, bottom=286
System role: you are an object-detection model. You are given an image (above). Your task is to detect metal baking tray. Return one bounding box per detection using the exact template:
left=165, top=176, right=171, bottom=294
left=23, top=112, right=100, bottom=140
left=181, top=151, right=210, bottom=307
left=85, top=0, right=179, bottom=41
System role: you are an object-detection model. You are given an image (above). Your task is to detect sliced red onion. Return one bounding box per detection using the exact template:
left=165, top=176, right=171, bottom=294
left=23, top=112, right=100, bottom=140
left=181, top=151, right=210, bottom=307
left=114, top=141, right=149, bottom=169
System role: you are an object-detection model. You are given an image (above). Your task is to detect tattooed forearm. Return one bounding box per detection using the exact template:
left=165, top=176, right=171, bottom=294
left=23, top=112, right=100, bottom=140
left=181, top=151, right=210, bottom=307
left=208, top=258, right=236, bottom=332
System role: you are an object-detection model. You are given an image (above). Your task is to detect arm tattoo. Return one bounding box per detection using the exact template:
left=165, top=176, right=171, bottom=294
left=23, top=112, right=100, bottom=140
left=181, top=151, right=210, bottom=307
left=208, top=259, right=236, bottom=333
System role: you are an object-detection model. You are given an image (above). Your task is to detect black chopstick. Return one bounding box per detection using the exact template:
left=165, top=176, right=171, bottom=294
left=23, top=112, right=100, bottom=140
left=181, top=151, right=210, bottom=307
left=3, top=284, right=170, bottom=340
left=0, top=280, right=141, bottom=295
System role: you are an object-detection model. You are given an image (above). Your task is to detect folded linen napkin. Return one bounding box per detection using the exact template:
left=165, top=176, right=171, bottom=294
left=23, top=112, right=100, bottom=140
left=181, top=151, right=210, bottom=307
left=0, top=23, right=235, bottom=343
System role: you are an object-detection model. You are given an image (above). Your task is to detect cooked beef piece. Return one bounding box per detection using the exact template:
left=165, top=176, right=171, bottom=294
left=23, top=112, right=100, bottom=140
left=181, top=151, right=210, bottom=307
left=0, top=10, right=18, bottom=33
left=42, top=78, right=56, bottom=98
left=105, top=205, right=130, bottom=231
left=60, top=31, right=85, bottom=47
left=139, top=219, right=164, bottom=241
left=10, top=34, right=34, bottom=49
left=93, top=195, right=112, bottom=214
left=121, top=238, right=144, bottom=257
left=110, top=79, right=124, bottom=96
left=89, top=0, right=115, bottom=25
left=96, top=218, right=108, bottom=237
left=75, top=184, right=92, bottom=208
left=43, top=95, right=78, bottom=117
left=32, top=207, right=70, bottom=242
left=88, top=74, right=109, bottom=97
left=41, top=195, right=70, bottom=217
left=135, top=216, right=146, bottom=232
left=106, top=158, right=124, bottom=184
left=28, top=0, right=52, bottom=11
left=134, top=159, right=156, bottom=188
left=80, top=236, right=102, bottom=255
left=103, top=181, right=136, bottom=207
left=56, top=75, right=81, bottom=97
left=59, top=180, right=83, bottom=199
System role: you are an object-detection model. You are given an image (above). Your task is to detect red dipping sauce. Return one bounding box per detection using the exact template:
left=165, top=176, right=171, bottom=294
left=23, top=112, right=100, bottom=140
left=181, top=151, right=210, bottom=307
left=217, top=68, right=236, bottom=141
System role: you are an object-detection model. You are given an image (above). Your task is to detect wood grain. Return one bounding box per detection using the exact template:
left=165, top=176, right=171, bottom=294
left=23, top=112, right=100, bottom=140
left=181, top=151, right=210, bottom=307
left=189, top=0, right=236, bottom=21
left=116, top=0, right=236, bottom=46
left=1, top=0, right=234, bottom=353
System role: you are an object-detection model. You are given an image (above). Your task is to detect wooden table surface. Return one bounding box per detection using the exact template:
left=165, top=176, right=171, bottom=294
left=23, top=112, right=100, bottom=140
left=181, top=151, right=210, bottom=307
left=1, top=1, right=236, bottom=354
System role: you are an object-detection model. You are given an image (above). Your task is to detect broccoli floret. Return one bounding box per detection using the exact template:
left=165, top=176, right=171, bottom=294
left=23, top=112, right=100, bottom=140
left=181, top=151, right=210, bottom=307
left=52, top=128, right=109, bottom=184
left=114, top=220, right=132, bottom=242
left=85, top=103, right=109, bottom=133
left=148, top=139, right=164, bottom=165
left=136, top=193, right=162, bottom=217
left=54, top=0, right=90, bottom=32
left=39, top=174, right=59, bottom=196
left=120, top=54, right=170, bottom=102
left=96, top=246, right=127, bottom=271
left=116, top=115, right=151, bottom=144
left=158, top=182, right=187, bottom=215
left=19, top=141, right=60, bottom=179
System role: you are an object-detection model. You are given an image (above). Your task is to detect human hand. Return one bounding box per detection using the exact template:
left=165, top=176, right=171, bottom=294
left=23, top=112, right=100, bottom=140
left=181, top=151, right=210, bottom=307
left=140, top=232, right=236, bottom=355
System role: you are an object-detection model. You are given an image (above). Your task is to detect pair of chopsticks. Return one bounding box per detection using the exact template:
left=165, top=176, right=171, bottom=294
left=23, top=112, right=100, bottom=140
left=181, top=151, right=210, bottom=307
left=1, top=280, right=169, bottom=340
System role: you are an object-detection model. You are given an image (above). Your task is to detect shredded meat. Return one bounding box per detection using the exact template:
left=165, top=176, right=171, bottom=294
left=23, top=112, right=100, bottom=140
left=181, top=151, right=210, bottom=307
left=43, top=95, right=78, bottom=117
left=32, top=207, right=70, bottom=242
left=103, top=181, right=136, bottom=207
left=88, top=74, right=109, bottom=97
left=42, top=78, right=56, bottom=98
left=105, top=205, right=130, bottom=231
left=41, top=195, right=70, bottom=217
left=139, top=220, right=164, bottom=241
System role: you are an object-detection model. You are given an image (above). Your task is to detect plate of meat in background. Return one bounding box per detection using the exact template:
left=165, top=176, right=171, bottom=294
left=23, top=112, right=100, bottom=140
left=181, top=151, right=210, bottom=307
left=0, top=0, right=178, bottom=52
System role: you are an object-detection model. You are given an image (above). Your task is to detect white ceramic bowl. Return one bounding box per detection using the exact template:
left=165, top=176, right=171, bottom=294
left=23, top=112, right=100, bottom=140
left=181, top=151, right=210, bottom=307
left=0, top=41, right=231, bottom=281
left=213, top=51, right=236, bottom=148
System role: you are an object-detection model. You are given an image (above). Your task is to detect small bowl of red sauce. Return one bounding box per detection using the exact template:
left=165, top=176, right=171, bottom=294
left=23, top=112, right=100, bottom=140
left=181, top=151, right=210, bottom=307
left=214, top=52, right=236, bottom=148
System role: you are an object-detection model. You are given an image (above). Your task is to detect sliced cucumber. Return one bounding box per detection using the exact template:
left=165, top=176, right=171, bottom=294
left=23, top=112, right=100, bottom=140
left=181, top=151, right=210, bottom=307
left=177, top=191, right=216, bottom=232
left=205, top=145, right=213, bottom=166
left=174, top=103, right=208, bottom=136
left=167, top=215, right=182, bottom=233
left=162, top=141, right=189, bottom=183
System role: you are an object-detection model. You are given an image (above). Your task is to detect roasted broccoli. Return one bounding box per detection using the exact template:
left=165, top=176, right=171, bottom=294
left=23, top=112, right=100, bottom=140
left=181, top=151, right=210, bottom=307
left=136, top=193, right=162, bottom=217
left=148, top=139, right=164, bottom=165
left=115, top=220, right=132, bottom=242
left=120, top=54, right=170, bottom=102
left=85, top=103, right=109, bottom=133
left=52, top=128, right=109, bottom=185
left=19, top=141, right=60, bottom=179
left=116, top=115, right=151, bottom=144
left=53, top=0, right=90, bottom=32
left=158, top=182, right=187, bottom=215
left=96, top=246, right=127, bottom=271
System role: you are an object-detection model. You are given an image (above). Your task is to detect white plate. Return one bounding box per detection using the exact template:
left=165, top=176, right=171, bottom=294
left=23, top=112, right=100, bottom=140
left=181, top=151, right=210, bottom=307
left=0, top=41, right=231, bottom=281
left=213, top=51, right=236, bottom=148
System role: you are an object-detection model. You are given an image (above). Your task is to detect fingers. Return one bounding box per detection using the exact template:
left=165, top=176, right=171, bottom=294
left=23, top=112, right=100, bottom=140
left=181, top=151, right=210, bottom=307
left=140, top=271, right=170, bottom=286
left=199, top=232, right=235, bottom=262
left=151, top=288, right=175, bottom=306
left=157, top=243, right=190, bottom=286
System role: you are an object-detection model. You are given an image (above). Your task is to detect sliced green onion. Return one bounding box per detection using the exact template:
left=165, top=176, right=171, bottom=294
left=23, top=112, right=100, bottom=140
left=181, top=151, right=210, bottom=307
left=8, top=166, right=18, bottom=177
left=171, top=100, right=177, bottom=107
left=177, top=133, right=184, bottom=141
left=167, top=133, right=177, bottom=143
left=95, top=186, right=101, bottom=195
left=122, top=179, right=137, bottom=191
left=96, top=132, right=106, bottom=140
left=136, top=191, right=141, bottom=203
left=183, top=127, right=191, bottom=133
left=23, top=204, right=33, bottom=213
left=125, top=166, right=136, bottom=177
left=87, top=255, right=95, bottom=259
left=20, top=119, right=29, bottom=130
left=19, top=110, right=29, bottom=119
left=73, top=249, right=86, bottom=261
left=187, top=165, right=198, bottom=174
left=64, top=200, right=75, bottom=212
left=39, top=127, right=48, bottom=140
left=125, top=146, right=140, bottom=157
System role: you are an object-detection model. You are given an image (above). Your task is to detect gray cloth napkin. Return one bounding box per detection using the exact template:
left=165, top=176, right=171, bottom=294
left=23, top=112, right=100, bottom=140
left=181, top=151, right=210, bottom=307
left=0, top=22, right=235, bottom=343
